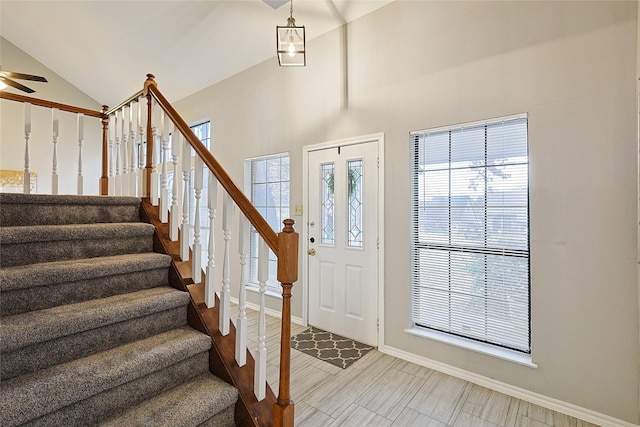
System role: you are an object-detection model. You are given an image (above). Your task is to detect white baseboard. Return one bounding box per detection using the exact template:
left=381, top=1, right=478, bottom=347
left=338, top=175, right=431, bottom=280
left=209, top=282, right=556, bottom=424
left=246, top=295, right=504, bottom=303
left=379, top=344, right=638, bottom=427
left=229, top=296, right=305, bottom=326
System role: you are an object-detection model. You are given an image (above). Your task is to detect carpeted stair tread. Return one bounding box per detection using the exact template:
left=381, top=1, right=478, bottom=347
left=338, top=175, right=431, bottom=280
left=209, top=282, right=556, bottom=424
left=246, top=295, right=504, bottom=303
left=1, top=286, right=190, bottom=352
left=21, top=352, right=211, bottom=427
left=0, top=193, right=141, bottom=206
left=0, top=222, right=154, bottom=244
left=0, top=223, right=155, bottom=267
left=0, top=327, right=212, bottom=427
left=0, top=253, right=171, bottom=292
left=2, top=304, right=189, bottom=381
left=99, top=373, right=238, bottom=427
left=0, top=193, right=141, bottom=226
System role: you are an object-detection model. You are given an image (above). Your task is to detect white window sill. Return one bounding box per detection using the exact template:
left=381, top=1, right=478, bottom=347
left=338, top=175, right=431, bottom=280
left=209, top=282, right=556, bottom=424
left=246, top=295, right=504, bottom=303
left=405, top=326, right=537, bottom=368
left=246, top=283, right=283, bottom=299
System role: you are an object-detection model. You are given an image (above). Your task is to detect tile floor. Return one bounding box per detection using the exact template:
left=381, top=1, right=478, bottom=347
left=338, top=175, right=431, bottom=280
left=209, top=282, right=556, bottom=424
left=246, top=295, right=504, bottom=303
left=230, top=305, right=600, bottom=427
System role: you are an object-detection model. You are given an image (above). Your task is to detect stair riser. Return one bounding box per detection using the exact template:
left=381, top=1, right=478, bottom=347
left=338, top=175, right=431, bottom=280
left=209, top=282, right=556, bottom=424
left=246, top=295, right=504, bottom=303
left=2, top=268, right=169, bottom=317
left=11, top=352, right=210, bottom=427
left=0, top=236, right=153, bottom=267
left=2, top=306, right=188, bottom=380
left=0, top=203, right=140, bottom=227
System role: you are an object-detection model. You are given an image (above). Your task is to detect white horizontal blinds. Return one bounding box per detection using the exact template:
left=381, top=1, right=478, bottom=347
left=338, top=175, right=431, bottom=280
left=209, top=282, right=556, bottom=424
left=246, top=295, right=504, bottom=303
left=248, top=154, right=290, bottom=293
left=411, top=115, right=530, bottom=353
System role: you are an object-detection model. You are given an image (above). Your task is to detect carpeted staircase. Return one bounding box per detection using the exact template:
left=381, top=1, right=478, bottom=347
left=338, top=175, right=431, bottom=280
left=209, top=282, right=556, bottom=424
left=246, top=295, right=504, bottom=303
left=0, top=193, right=238, bottom=427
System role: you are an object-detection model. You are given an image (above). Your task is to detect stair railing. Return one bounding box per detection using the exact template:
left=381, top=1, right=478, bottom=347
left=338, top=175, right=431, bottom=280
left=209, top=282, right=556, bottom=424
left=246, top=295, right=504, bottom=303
left=0, top=91, right=109, bottom=195
left=104, top=89, right=147, bottom=197
left=1, top=75, right=297, bottom=425
left=106, top=74, right=298, bottom=427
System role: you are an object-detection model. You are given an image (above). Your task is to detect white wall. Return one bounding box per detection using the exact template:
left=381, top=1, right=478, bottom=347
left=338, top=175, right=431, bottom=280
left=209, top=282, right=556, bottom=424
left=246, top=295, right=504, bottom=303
left=173, top=1, right=639, bottom=423
left=636, top=0, right=640, bottom=419
left=0, top=38, right=103, bottom=195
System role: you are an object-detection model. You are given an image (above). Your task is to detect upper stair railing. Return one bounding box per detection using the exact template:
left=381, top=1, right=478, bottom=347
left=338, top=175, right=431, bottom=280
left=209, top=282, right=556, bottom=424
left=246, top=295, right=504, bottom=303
left=1, top=74, right=298, bottom=426
left=0, top=91, right=109, bottom=195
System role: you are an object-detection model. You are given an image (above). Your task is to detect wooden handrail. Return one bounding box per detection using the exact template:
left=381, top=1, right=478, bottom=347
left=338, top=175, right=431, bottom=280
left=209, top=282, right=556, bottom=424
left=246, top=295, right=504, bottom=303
left=106, top=89, right=144, bottom=116
left=0, top=92, right=106, bottom=119
left=145, top=77, right=280, bottom=254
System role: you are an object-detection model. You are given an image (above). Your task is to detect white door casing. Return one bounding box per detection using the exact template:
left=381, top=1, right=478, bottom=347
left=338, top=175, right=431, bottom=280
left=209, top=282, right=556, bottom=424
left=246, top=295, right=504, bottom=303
left=305, top=137, right=381, bottom=346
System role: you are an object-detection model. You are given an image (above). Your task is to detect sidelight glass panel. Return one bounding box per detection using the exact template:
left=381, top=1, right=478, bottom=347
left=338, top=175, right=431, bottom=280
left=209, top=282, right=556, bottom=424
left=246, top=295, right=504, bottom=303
left=321, top=163, right=335, bottom=245
left=348, top=159, right=363, bottom=247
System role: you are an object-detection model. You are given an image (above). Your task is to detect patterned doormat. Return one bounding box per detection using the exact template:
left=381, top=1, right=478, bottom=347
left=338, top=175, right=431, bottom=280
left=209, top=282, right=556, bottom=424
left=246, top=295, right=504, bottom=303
left=290, top=327, right=374, bottom=369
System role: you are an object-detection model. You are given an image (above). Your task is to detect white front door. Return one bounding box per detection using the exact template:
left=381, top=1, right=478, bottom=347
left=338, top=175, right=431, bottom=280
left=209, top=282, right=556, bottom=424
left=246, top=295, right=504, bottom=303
left=307, top=140, right=379, bottom=346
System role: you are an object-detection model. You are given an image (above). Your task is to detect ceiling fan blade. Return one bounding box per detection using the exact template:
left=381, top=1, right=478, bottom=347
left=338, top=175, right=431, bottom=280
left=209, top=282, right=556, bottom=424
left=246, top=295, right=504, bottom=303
left=0, top=77, right=35, bottom=93
left=0, top=72, right=47, bottom=82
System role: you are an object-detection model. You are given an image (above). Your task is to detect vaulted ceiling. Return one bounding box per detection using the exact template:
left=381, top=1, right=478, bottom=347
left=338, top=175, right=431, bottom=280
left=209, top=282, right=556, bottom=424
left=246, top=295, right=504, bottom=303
left=1, top=0, right=392, bottom=106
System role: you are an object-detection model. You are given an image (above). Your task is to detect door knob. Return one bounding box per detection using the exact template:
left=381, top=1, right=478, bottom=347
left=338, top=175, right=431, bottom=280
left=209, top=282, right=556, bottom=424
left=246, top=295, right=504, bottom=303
left=308, top=248, right=316, bottom=256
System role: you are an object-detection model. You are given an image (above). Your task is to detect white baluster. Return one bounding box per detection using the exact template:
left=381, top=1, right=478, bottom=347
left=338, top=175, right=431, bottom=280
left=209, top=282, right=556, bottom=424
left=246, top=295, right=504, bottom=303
left=23, top=102, right=31, bottom=194
left=254, top=237, right=268, bottom=401
left=121, top=106, right=129, bottom=196
left=236, top=216, right=250, bottom=367
left=192, top=156, right=203, bottom=283
left=108, top=113, right=115, bottom=195
left=129, top=102, right=138, bottom=196
left=170, top=124, right=181, bottom=241
left=180, top=134, right=191, bottom=261
left=205, top=173, right=218, bottom=307
left=138, top=98, right=146, bottom=197
left=138, top=96, right=148, bottom=197
left=77, top=113, right=84, bottom=195
left=160, top=110, right=169, bottom=222
left=51, top=108, right=59, bottom=195
left=114, top=110, right=122, bottom=196
left=219, top=193, right=232, bottom=336
left=150, top=103, right=160, bottom=205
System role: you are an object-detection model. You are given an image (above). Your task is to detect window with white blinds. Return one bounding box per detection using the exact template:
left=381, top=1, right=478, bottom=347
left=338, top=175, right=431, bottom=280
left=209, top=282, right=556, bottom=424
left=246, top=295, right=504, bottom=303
left=246, top=153, right=290, bottom=294
left=410, top=114, right=530, bottom=353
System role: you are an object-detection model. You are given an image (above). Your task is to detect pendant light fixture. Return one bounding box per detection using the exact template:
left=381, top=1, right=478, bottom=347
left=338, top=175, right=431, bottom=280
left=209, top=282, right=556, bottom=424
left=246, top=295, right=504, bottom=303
left=276, top=0, right=305, bottom=66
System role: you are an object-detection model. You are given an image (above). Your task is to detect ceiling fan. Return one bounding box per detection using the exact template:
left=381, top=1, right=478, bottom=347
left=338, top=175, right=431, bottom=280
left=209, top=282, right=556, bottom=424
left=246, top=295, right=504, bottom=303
left=0, top=68, right=48, bottom=94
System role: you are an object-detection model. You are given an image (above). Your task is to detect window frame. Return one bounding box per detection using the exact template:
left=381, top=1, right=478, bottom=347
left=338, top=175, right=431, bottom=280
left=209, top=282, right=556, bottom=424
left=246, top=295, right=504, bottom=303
left=244, top=152, right=291, bottom=297
left=409, top=114, right=531, bottom=359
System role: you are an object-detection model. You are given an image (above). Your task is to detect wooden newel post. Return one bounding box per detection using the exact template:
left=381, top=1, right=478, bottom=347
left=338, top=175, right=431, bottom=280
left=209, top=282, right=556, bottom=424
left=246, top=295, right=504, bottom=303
left=274, top=218, right=298, bottom=427
left=100, top=105, right=109, bottom=195
left=143, top=74, right=156, bottom=198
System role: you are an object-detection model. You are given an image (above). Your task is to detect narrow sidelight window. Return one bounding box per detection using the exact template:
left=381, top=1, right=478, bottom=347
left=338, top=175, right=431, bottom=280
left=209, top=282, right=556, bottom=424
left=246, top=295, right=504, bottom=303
left=246, top=153, right=290, bottom=294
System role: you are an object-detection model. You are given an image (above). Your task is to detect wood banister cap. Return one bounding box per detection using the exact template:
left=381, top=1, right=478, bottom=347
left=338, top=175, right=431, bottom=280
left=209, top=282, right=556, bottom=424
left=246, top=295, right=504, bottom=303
left=282, top=218, right=295, bottom=233
left=143, top=74, right=157, bottom=96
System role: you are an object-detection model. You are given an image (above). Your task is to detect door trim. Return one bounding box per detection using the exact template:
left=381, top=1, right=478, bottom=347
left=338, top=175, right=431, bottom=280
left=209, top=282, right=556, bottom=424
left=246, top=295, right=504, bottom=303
left=302, top=132, right=385, bottom=347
